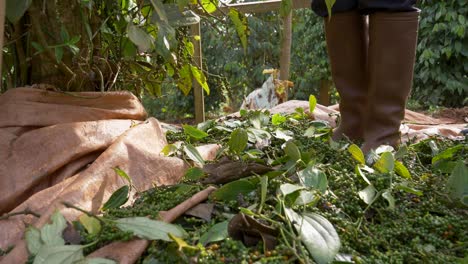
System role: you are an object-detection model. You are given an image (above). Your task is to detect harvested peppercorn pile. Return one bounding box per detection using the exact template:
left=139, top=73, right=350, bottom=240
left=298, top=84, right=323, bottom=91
left=20, top=106, right=468, bottom=264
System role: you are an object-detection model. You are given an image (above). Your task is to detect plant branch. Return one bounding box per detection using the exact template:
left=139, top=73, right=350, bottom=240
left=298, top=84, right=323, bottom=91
left=0, top=208, right=40, bottom=220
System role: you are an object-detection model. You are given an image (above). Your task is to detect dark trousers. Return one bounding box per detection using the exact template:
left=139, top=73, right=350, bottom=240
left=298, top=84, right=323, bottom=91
left=311, top=0, right=417, bottom=17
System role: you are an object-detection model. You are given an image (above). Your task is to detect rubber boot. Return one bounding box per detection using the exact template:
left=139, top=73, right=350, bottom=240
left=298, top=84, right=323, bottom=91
left=362, top=11, right=420, bottom=152
left=324, top=11, right=368, bottom=141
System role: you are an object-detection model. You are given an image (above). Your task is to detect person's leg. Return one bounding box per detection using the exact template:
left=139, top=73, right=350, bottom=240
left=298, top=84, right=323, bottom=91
left=312, top=0, right=368, bottom=141
left=360, top=1, right=420, bottom=152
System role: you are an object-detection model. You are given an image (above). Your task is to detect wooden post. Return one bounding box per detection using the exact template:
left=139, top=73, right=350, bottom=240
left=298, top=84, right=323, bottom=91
left=279, top=11, right=292, bottom=83
left=0, top=0, right=5, bottom=91
left=190, top=22, right=205, bottom=123
left=319, top=79, right=331, bottom=106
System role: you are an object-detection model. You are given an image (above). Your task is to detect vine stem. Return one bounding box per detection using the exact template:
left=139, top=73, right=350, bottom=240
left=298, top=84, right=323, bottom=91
left=0, top=208, right=41, bottom=220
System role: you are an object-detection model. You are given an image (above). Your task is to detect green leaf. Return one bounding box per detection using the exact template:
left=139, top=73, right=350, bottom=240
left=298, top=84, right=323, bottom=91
left=184, top=167, right=205, bottom=181
left=127, top=24, right=153, bottom=52
left=303, top=126, right=315, bottom=137
left=113, top=167, right=132, bottom=185
left=297, top=165, right=328, bottom=193
left=31, top=42, right=44, bottom=53
left=60, top=26, right=70, bottom=42
left=25, top=226, right=42, bottom=255
left=274, top=128, right=294, bottom=141
left=394, top=161, right=411, bottom=179
left=68, top=36, right=81, bottom=45
left=446, top=160, right=468, bottom=203
left=161, top=144, right=178, bottom=156
left=6, top=0, right=32, bottom=23
left=79, top=215, right=101, bottom=236
left=199, top=221, right=229, bottom=245
left=40, top=211, right=67, bottom=247
left=284, top=209, right=340, bottom=264
left=348, top=144, right=365, bottom=165
left=177, top=64, right=192, bottom=95
left=432, top=145, right=463, bottom=165
left=229, top=9, right=249, bottom=53
left=115, top=217, right=187, bottom=241
left=374, top=152, right=395, bottom=173
left=294, top=190, right=318, bottom=206
left=325, top=0, right=336, bottom=18
left=190, top=65, right=210, bottom=95
left=55, top=48, right=64, bottom=64
left=183, top=143, right=205, bottom=166
left=228, top=128, right=248, bottom=154
left=183, top=125, right=209, bottom=139
left=382, top=190, right=395, bottom=210
left=284, top=141, right=301, bottom=162
left=211, top=179, right=256, bottom=202
left=200, top=0, right=218, bottom=13
left=102, top=185, right=129, bottom=210
left=165, top=4, right=200, bottom=27
left=395, top=183, right=423, bottom=196
left=279, top=0, right=292, bottom=18
left=358, top=185, right=377, bottom=205
left=309, top=95, right=317, bottom=113
left=279, top=183, right=304, bottom=196
left=33, top=245, right=84, bottom=264
left=355, top=165, right=372, bottom=185
left=150, top=0, right=168, bottom=23
left=271, top=113, right=286, bottom=125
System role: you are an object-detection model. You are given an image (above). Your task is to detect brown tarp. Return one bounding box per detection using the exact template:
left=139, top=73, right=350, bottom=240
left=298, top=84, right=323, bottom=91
left=0, top=90, right=464, bottom=263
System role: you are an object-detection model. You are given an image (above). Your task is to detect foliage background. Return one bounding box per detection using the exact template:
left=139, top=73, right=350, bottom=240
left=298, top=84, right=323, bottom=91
left=1, top=0, right=466, bottom=121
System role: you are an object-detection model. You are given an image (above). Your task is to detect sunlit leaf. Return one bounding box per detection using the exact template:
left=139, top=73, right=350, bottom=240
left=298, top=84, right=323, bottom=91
left=348, top=144, right=365, bottom=165
left=432, top=145, right=463, bottom=165
left=309, top=95, right=317, bottom=113
left=229, top=9, right=249, bottom=53
left=395, top=161, right=411, bottom=179
left=183, top=125, right=209, bottom=139
left=374, top=152, right=395, bottom=173
left=325, top=0, right=336, bottom=19
left=169, top=233, right=199, bottom=251
left=200, top=0, right=218, bottom=13
left=279, top=183, right=304, bottom=196
left=161, top=144, right=178, bottom=156
left=271, top=113, right=286, bottom=125
left=191, top=65, right=210, bottom=95
left=79, top=214, right=101, bottom=236
left=113, top=167, right=132, bottom=184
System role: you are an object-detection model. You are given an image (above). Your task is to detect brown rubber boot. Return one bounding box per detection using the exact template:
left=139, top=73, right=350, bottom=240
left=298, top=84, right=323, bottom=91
left=362, top=11, right=420, bottom=153
left=324, top=11, right=368, bottom=141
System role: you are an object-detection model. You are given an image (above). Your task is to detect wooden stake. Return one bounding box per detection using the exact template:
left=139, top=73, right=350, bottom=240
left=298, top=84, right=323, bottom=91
left=191, top=22, right=205, bottom=123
